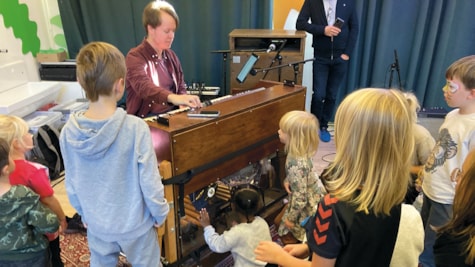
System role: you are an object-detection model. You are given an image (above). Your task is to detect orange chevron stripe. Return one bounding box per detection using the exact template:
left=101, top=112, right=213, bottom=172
left=316, top=216, right=329, bottom=232
left=323, top=194, right=338, bottom=205
left=313, top=229, right=327, bottom=245
left=311, top=195, right=338, bottom=246
left=318, top=202, right=332, bottom=219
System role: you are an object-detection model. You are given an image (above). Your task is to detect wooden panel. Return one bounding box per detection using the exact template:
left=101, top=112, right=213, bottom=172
left=147, top=84, right=306, bottom=172
left=158, top=161, right=178, bottom=263
left=149, top=82, right=306, bottom=265
left=170, top=87, right=305, bottom=174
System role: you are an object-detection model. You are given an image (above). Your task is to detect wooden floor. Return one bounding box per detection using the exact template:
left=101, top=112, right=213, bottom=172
left=52, top=176, right=76, bottom=217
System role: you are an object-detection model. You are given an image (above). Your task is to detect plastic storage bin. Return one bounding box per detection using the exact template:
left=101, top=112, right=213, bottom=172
left=23, top=111, right=62, bottom=134
left=49, top=98, right=88, bottom=123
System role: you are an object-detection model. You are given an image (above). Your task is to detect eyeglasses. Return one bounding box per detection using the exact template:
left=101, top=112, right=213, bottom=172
left=442, top=81, right=459, bottom=94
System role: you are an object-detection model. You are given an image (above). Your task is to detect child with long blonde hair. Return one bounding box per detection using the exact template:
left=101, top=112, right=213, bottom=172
left=277, top=110, right=326, bottom=244
left=256, top=88, right=424, bottom=267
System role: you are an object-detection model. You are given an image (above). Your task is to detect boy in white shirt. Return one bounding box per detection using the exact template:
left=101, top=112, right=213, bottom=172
left=419, top=55, right=475, bottom=267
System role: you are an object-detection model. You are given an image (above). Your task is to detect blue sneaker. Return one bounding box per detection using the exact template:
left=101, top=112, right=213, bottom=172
left=319, top=128, right=331, bottom=142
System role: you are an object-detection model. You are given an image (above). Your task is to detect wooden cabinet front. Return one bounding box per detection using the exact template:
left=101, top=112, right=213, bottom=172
left=229, top=29, right=306, bottom=92
left=148, top=82, right=306, bottom=265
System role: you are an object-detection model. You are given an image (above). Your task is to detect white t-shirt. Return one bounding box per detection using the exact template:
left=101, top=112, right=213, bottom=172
left=203, top=216, right=272, bottom=267
left=390, top=204, right=424, bottom=267
left=422, top=109, right=475, bottom=204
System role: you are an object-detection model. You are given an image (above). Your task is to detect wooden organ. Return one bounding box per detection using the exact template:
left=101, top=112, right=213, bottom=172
left=146, top=81, right=306, bottom=266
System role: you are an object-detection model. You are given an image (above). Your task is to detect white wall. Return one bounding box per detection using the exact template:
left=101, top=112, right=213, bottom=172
left=0, top=0, right=65, bottom=81
left=0, top=0, right=83, bottom=107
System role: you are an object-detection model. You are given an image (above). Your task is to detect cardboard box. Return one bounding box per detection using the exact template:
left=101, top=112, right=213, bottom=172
left=36, top=50, right=67, bottom=63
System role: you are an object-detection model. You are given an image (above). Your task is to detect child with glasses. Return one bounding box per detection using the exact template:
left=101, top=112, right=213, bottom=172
left=418, top=55, right=475, bottom=267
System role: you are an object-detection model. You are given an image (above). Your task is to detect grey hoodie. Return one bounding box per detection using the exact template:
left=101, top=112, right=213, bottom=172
left=59, top=108, right=169, bottom=242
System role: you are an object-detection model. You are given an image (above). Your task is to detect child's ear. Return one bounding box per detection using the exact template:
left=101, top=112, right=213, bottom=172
left=114, top=78, right=125, bottom=99
left=11, top=138, right=21, bottom=150
left=466, top=88, right=475, bottom=101
left=1, top=164, right=9, bottom=177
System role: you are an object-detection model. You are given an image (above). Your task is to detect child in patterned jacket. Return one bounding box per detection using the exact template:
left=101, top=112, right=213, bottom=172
left=277, top=110, right=326, bottom=244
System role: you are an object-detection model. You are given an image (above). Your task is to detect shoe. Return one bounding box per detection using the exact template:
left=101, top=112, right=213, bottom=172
left=319, top=128, right=331, bottom=142
left=64, top=213, right=87, bottom=234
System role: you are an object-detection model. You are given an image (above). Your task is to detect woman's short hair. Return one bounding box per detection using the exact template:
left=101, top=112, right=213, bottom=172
left=142, top=1, right=179, bottom=34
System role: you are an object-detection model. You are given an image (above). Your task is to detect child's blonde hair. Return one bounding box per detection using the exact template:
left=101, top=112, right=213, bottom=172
left=0, top=115, right=30, bottom=149
left=279, top=110, right=319, bottom=158
left=76, top=41, right=126, bottom=102
left=403, top=91, right=420, bottom=123
left=446, top=55, right=475, bottom=90
left=326, top=88, right=414, bottom=215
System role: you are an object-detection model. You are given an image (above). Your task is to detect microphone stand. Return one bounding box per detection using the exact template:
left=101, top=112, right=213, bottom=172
left=251, top=57, right=316, bottom=86
left=388, top=49, right=402, bottom=90
left=262, top=39, right=288, bottom=81
left=211, top=49, right=268, bottom=95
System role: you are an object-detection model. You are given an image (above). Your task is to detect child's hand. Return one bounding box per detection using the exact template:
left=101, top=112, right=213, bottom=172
left=255, top=241, right=286, bottom=264
left=59, top=218, right=68, bottom=234
left=199, top=208, right=211, bottom=227
left=283, top=243, right=310, bottom=259
left=284, top=219, right=294, bottom=229
left=415, top=170, right=424, bottom=192
left=284, top=181, right=291, bottom=194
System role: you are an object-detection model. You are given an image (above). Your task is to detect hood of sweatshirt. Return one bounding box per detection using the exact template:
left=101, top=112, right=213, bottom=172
left=61, top=108, right=127, bottom=160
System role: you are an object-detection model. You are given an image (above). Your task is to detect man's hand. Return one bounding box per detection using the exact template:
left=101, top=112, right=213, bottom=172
left=168, top=94, right=202, bottom=109
left=324, top=25, right=341, bottom=37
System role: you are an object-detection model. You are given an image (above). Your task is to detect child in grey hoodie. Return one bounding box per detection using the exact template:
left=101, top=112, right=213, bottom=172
left=60, top=42, right=169, bottom=266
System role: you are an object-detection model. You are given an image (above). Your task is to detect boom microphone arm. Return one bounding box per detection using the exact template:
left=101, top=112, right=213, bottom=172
left=251, top=57, right=316, bottom=85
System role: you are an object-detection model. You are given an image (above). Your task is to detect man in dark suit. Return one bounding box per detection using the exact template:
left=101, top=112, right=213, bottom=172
left=296, top=0, right=359, bottom=142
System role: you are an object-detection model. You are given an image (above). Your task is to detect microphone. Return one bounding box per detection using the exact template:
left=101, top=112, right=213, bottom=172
left=393, top=49, right=400, bottom=72
left=266, top=43, right=276, bottom=53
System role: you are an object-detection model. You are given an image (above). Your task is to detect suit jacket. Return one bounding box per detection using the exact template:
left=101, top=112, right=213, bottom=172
left=296, top=0, right=359, bottom=58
